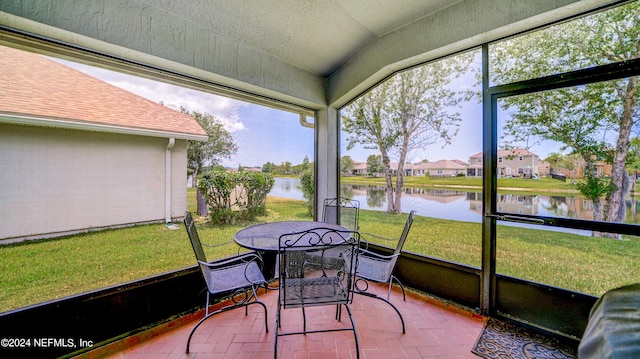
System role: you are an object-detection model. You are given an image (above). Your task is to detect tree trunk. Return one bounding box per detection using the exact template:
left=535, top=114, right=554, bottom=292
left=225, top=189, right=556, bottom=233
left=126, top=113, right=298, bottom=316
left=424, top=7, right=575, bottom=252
left=385, top=168, right=396, bottom=213
left=196, top=190, right=208, bottom=217
left=380, top=151, right=396, bottom=213
left=602, top=77, right=637, bottom=239
left=192, top=165, right=208, bottom=216
left=393, top=169, right=404, bottom=214
left=392, top=140, right=410, bottom=214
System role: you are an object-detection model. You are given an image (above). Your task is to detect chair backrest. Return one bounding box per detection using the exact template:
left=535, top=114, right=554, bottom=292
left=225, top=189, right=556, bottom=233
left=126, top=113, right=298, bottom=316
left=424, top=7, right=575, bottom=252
left=322, top=197, right=360, bottom=231
left=390, top=210, right=416, bottom=260
left=278, top=228, right=360, bottom=308
left=184, top=211, right=207, bottom=263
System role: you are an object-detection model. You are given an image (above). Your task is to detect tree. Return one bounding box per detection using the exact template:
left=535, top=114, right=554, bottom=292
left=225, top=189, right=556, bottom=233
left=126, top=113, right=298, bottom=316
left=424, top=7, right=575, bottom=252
left=343, top=53, right=473, bottom=213
left=366, top=154, right=383, bottom=176
left=280, top=161, right=292, bottom=175
left=626, top=138, right=640, bottom=193
left=292, top=156, right=312, bottom=175
left=544, top=152, right=563, bottom=169
left=341, top=156, right=354, bottom=176
left=182, top=107, right=238, bottom=214
left=301, top=156, right=311, bottom=172
left=491, top=2, right=639, bottom=236
left=299, top=169, right=314, bottom=215
left=545, top=152, right=577, bottom=178
left=262, top=161, right=276, bottom=173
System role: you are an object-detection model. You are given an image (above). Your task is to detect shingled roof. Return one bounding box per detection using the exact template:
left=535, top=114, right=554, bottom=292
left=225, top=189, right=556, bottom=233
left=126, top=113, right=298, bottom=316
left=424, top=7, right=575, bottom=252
left=0, top=46, right=207, bottom=140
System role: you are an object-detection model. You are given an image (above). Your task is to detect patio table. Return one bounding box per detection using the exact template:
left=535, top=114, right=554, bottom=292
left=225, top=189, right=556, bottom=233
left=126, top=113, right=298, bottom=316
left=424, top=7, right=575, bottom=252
left=234, top=221, right=349, bottom=280
left=234, top=221, right=348, bottom=251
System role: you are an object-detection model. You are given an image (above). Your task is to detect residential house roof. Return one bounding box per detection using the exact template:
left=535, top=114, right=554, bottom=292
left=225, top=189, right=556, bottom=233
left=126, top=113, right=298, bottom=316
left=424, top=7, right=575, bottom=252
left=451, top=159, right=469, bottom=166
left=0, top=46, right=207, bottom=141
left=469, top=149, right=539, bottom=159
left=353, top=161, right=367, bottom=170
left=411, top=159, right=468, bottom=171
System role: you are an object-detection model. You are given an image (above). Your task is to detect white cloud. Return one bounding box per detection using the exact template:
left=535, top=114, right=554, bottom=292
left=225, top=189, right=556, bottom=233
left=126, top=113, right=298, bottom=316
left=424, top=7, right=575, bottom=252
left=50, top=57, right=246, bottom=133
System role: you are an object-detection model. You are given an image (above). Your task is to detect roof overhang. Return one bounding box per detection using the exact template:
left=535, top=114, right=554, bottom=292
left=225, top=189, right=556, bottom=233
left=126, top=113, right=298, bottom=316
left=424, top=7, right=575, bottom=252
left=0, top=113, right=209, bottom=142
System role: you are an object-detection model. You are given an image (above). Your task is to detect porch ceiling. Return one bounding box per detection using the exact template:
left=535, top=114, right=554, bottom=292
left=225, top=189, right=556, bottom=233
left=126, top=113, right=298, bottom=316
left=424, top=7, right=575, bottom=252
left=175, top=0, right=458, bottom=77
left=0, top=0, right=614, bottom=109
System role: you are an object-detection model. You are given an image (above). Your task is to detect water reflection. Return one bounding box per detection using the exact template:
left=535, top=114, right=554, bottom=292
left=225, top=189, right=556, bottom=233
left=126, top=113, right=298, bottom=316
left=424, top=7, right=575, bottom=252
left=269, top=178, right=640, bottom=232
left=269, top=177, right=306, bottom=200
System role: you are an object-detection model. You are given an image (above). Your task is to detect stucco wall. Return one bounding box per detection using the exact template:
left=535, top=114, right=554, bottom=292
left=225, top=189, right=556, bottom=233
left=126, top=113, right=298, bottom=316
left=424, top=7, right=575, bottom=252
left=0, top=123, right=188, bottom=240
left=0, top=0, right=326, bottom=110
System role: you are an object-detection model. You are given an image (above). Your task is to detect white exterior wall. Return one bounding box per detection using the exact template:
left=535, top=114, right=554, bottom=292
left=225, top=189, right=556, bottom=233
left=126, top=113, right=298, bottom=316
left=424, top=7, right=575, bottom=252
left=433, top=169, right=463, bottom=177
left=499, top=155, right=539, bottom=176
left=0, top=123, right=188, bottom=240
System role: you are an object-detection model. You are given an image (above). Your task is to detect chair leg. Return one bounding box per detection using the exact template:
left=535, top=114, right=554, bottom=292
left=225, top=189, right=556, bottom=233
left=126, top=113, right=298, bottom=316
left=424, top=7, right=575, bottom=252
left=354, top=290, right=406, bottom=334
left=255, top=300, right=269, bottom=333
left=274, top=323, right=279, bottom=359
left=343, top=304, right=360, bottom=359
left=186, top=300, right=268, bottom=354
left=186, top=311, right=215, bottom=354
left=302, top=306, right=307, bottom=333
left=375, top=294, right=405, bottom=334
left=274, top=294, right=281, bottom=359
left=389, top=275, right=406, bottom=301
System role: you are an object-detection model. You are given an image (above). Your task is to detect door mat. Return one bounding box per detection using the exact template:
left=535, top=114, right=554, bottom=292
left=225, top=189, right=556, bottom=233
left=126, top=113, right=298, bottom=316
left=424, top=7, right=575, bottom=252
left=471, top=318, right=577, bottom=359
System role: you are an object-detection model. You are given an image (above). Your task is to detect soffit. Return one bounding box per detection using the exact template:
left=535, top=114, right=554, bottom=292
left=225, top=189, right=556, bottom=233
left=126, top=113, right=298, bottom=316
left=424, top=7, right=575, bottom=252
left=0, top=0, right=611, bottom=110
left=157, top=0, right=458, bottom=77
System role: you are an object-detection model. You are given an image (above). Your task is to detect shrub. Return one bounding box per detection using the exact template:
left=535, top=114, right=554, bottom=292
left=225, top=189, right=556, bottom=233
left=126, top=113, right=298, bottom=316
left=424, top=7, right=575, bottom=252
left=300, top=169, right=314, bottom=215
left=198, top=171, right=275, bottom=224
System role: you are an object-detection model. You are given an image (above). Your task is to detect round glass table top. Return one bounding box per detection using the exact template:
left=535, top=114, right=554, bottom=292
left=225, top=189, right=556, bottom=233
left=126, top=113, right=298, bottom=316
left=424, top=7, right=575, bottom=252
left=234, top=221, right=347, bottom=251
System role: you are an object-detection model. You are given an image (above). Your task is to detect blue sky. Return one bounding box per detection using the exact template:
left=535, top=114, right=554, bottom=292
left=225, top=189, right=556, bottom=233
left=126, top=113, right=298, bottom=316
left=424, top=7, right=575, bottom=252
left=55, top=58, right=314, bottom=168
left=56, top=57, right=559, bottom=168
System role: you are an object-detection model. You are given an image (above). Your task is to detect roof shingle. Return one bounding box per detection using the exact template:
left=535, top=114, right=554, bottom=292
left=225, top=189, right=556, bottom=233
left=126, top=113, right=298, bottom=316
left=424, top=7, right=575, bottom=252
left=0, top=46, right=207, bottom=139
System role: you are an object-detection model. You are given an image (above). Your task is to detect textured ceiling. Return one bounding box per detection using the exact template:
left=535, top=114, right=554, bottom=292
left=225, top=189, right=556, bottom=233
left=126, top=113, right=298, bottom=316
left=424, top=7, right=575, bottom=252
left=157, top=0, right=458, bottom=77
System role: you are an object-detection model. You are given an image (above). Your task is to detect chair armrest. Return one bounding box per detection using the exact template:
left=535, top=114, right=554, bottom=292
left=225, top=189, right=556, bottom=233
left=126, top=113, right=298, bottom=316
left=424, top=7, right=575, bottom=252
left=200, top=239, right=235, bottom=248
left=357, top=247, right=399, bottom=261
left=359, top=232, right=400, bottom=251
left=199, top=251, right=263, bottom=269
left=198, top=255, right=267, bottom=286
left=201, top=238, right=263, bottom=263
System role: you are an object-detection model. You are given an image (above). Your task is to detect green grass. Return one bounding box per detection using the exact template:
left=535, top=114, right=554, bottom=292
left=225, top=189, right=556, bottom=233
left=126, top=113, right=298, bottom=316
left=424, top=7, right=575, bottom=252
left=1, top=190, right=638, bottom=312
left=0, top=195, right=312, bottom=313
left=361, top=213, right=640, bottom=296
left=343, top=175, right=581, bottom=194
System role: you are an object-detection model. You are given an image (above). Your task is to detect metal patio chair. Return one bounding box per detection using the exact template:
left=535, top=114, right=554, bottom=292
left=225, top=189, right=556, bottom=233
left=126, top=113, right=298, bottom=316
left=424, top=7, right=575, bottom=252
left=355, top=210, right=415, bottom=334
left=322, top=197, right=360, bottom=231
left=274, top=227, right=361, bottom=359
left=183, top=211, right=269, bottom=354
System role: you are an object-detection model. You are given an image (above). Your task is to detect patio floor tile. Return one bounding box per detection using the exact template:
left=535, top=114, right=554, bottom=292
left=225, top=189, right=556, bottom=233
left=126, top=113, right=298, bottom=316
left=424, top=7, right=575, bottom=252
left=78, top=282, right=487, bottom=358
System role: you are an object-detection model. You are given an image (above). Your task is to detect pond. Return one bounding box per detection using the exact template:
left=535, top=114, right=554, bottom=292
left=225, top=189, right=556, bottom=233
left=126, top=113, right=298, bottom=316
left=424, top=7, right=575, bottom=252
left=270, top=177, right=640, bottom=236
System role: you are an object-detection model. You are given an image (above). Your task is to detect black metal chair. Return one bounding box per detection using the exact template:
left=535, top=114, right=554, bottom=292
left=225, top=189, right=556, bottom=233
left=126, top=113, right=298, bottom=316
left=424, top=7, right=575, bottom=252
left=274, top=227, right=361, bottom=359
left=183, top=211, right=269, bottom=354
left=322, top=197, right=360, bottom=231
left=355, top=210, right=415, bottom=334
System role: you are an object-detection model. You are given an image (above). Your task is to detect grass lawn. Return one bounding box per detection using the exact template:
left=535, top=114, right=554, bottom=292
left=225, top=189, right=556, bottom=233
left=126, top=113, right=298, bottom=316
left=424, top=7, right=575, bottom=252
left=361, top=211, right=640, bottom=296
left=343, top=175, right=582, bottom=194
left=1, top=190, right=638, bottom=312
